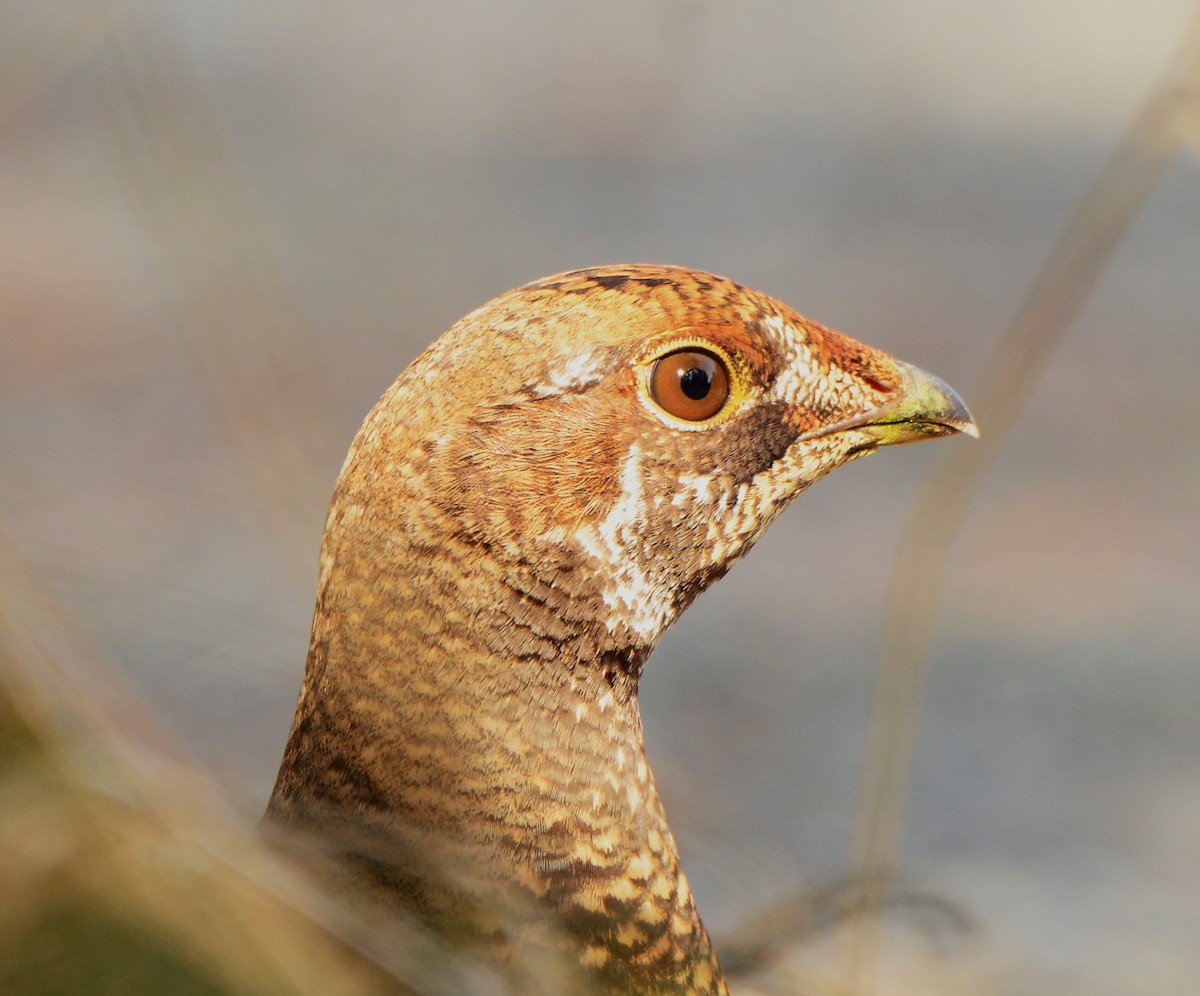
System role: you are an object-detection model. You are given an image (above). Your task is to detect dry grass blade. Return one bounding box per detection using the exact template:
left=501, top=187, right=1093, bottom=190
left=0, top=525, right=373, bottom=994
left=843, top=9, right=1200, bottom=992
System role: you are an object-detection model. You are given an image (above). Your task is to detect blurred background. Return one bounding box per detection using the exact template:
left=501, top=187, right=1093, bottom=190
left=2, top=2, right=1198, bottom=992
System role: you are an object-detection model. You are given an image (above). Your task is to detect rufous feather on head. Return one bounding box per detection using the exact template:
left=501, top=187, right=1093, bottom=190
left=267, top=264, right=976, bottom=994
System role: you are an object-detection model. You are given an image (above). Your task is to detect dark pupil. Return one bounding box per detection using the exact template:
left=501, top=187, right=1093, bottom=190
left=679, top=365, right=711, bottom=400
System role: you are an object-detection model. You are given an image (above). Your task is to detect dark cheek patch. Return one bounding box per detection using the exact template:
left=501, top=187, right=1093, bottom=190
left=710, top=401, right=799, bottom=485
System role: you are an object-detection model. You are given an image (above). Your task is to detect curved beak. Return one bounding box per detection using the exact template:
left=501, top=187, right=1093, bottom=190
left=799, top=360, right=979, bottom=446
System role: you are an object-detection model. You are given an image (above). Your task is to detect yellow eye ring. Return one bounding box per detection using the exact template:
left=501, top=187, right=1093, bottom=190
left=638, top=339, right=746, bottom=429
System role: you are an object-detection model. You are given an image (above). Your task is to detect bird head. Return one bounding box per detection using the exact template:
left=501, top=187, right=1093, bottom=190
left=280, top=264, right=976, bottom=990
left=337, top=264, right=975, bottom=660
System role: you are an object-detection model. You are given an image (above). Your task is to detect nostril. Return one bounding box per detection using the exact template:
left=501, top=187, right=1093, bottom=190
left=862, top=374, right=894, bottom=394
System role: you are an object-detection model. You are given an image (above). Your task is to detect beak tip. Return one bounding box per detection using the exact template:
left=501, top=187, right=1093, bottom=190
left=957, top=417, right=981, bottom=439
left=933, top=378, right=979, bottom=439
left=888, top=361, right=979, bottom=442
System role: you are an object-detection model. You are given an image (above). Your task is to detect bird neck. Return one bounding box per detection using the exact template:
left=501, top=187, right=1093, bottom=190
left=269, top=504, right=728, bottom=993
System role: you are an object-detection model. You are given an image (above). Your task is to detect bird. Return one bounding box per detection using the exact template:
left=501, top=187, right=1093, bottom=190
left=265, top=264, right=976, bottom=994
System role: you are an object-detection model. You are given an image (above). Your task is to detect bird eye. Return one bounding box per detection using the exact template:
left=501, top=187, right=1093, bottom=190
left=648, top=349, right=730, bottom=422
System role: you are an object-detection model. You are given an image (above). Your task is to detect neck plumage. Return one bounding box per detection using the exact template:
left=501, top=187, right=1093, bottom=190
left=268, top=484, right=728, bottom=994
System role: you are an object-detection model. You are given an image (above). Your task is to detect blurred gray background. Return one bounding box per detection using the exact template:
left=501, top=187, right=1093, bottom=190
left=2, top=2, right=1198, bottom=992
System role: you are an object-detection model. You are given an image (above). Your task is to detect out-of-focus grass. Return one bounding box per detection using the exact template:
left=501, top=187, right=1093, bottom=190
left=842, top=8, right=1200, bottom=993
left=0, top=526, right=399, bottom=995
left=97, top=5, right=343, bottom=563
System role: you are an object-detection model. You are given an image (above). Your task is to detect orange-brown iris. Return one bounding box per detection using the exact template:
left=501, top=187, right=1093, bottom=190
left=648, top=349, right=730, bottom=422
